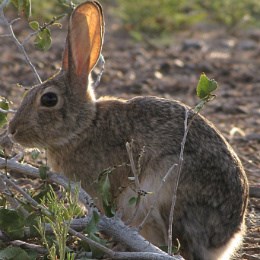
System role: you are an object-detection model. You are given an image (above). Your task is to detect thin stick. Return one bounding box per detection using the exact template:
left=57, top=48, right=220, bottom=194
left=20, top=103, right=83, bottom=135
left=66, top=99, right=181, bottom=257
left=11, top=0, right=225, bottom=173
left=10, top=240, right=47, bottom=254
left=126, top=141, right=141, bottom=189
left=0, top=2, right=42, bottom=84
left=168, top=107, right=189, bottom=255
left=125, top=141, right=143, bottom=225
left=68, top=227, right=115, bottom=257
left=0, top=108, right=16, bottom=114
left=0, top=34, right=12, bottom=37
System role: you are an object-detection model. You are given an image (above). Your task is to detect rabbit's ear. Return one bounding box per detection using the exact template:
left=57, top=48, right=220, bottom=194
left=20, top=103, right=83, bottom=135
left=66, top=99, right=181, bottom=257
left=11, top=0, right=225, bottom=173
left=62, top=1, right=104, bottom=88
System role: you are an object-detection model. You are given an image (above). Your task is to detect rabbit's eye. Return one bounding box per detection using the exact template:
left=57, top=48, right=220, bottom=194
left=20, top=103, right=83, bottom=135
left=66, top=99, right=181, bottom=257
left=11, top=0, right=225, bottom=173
left=41, top=92, right=58, bottom=107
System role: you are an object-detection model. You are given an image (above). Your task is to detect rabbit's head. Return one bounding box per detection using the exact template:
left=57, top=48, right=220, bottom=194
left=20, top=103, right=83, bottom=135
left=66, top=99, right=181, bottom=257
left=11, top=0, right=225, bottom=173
left=9, top=1, right=104, bottom=149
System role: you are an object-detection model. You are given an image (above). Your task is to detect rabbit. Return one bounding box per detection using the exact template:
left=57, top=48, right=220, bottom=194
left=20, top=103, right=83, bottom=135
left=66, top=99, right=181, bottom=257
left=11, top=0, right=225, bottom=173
left=8, top=1, right=248, bottom=259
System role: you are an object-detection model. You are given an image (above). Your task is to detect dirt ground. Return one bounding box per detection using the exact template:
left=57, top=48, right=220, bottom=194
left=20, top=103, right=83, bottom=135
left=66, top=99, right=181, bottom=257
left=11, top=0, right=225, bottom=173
left=0, top=7, right=259, bottom=260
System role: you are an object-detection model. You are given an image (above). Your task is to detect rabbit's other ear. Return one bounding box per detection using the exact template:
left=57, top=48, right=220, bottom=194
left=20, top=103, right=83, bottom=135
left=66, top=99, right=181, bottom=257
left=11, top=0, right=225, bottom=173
left=62, top=1, right=104, bottom=89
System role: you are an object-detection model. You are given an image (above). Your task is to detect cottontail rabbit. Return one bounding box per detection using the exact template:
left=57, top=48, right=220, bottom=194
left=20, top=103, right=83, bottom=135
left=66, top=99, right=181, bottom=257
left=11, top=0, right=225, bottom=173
left=8, top=1, right=248, bottom=259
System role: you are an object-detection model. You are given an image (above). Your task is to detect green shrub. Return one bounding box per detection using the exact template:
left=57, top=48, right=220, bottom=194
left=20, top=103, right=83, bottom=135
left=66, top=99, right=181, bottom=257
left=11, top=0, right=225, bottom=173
left=116, top=0, right=204, bottom=39
left=195, top=0, right=260, bottom=28
left=116, top=0, right=260, bottom=39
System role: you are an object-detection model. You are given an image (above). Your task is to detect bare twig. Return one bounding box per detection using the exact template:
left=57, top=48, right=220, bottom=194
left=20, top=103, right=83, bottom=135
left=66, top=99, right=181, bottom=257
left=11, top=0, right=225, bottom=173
left=0, top=108, right=16, bottom=114
left=126, top=141, right=141, bottom=189
left=68, top=227, right=115, bottom=257
left=10, top=240, right=47, bottom=254
left=113, top=252, right=183, bottom=260
left=125, top=141, right=144, bottom=225
left=0, top=2, right=42, bottom=84
left=0, top=33, right=12, bottom=37
left=168, top=107, right=189, bottom=255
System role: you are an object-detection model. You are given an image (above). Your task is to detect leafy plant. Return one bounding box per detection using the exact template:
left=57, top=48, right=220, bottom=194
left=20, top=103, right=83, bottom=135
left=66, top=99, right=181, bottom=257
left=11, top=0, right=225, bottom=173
left=116, top=0, right=260, bottom=40
left=0, top=208, right=25, bottom=239
left=195, top=73, right=218, bottom=112
left=0, top=246, right=32, bottom=260
left=195, top=0, right=260, bottom=29
left=36, top=185, right=83, bottom=260
left=98, top=167, right=116, bottom=217
left=83, top=211, right=106, bottom=259
left=116, top=0, right=203, bottom=39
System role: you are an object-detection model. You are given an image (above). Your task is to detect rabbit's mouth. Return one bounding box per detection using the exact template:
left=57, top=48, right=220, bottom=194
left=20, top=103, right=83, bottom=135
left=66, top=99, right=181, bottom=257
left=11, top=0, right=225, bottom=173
left=8, top=128, right=40, bottom=148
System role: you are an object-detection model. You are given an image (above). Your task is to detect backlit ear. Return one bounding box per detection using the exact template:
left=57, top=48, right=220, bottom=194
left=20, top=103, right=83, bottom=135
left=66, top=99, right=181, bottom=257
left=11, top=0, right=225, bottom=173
left=62, top=1, right=104, bottom=86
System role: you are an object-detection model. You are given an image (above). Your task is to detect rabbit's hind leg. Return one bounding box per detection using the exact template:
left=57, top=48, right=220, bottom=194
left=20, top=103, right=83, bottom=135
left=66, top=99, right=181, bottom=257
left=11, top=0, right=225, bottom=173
left=175, top=209, right=245, bottom=260
left=204, top=229, right=244, bottom=260
left=181, top=229, right=244, bottom=260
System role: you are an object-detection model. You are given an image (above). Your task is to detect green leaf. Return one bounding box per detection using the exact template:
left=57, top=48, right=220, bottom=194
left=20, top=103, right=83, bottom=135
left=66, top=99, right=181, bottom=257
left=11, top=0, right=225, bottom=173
left=159, top=238, right=180, bottom=254
left=0, top=97, right=9, bottom=128
left=84, top=226, right=106, bottom=259
left=128, top=196, right=138, bottom=206
left=98, top=173, right=115, bottom=217
left=0, top=247, right=31, bottom=260
left=34, top=28, right=52, bottom=51
left=196, top=73, right=218, bottom=99
left=29, top=21, right=39, bottom=31
left=99, top=174, right=111, bottom=207
left=81, top=211, right=106, bottom=259
left=39, top=165, right=49, bottom=179
left=30, top=148, right=40, bottom=160
left=85, top=211, right=100, bottom=235
left=0, top=209, right=25, bottom=239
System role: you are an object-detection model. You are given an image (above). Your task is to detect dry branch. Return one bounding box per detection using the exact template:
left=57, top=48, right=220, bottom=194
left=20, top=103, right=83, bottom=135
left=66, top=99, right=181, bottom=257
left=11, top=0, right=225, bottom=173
left=0, top=156, right=184, bottom=260
left=10, top=240, right=47, bottom=254
left=0, top=108, right=16, bottom=114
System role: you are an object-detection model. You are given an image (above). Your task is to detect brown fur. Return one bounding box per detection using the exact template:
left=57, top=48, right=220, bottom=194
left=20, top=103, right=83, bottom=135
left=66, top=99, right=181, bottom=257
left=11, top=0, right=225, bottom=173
left=8, top=2, right=248, bottom=259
